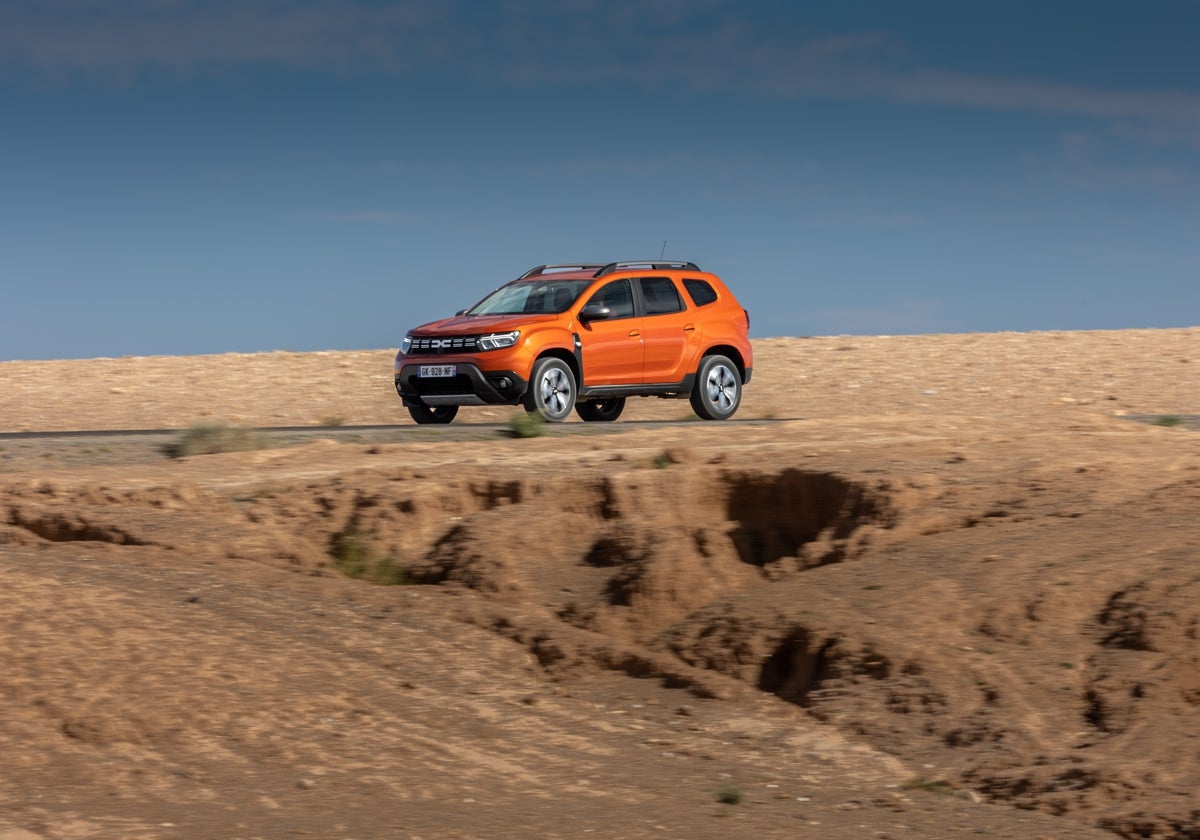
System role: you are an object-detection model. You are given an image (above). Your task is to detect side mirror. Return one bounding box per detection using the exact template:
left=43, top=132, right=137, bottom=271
left=580, top=303, right=612, bottom=322
left=455, top=309, right=468, bottom=316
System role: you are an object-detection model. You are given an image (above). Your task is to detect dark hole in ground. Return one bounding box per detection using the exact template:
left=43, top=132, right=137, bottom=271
left=725, top=469, right=888, bottom=567
left=757, top=627, right=837, bottom=706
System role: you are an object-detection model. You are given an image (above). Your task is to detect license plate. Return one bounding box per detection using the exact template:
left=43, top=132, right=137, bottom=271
left=418, top=365, right=457, bottom=378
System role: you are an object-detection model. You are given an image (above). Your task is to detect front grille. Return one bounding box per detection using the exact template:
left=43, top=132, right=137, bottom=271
left=408, top=335, right=480, bottom=355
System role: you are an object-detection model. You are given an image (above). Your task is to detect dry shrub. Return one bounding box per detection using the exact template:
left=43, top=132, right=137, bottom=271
left=166, top=423, right=268, bottom=458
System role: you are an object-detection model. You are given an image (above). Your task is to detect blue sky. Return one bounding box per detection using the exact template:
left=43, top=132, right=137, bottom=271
left=2, top=1, right=1199, bottom=360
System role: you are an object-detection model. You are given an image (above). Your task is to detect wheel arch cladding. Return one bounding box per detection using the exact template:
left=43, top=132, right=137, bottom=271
left=538, top=348, right=581, bottom=385
left=701, top=345, right=746, bottom=378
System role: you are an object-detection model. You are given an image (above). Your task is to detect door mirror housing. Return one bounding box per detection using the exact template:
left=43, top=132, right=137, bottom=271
left=579, top=303, right=612, bottom=322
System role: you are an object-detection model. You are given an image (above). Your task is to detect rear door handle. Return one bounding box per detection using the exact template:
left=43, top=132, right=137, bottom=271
left=683, top=324, right=696, bottom=332
left=628, top=330, right=641, bottom=338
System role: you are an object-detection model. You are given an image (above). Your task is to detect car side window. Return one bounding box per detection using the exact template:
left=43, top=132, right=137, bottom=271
left=639, top=277, right=684, bottom=315
left=683, top=278, right=718, bottom=307
left=585, top=279, right=635, bottom=319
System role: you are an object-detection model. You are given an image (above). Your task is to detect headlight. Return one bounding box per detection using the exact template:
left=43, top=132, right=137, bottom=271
left=477, top=330, right=520, bottom=351
left=400, top=334, right=413, bottom=354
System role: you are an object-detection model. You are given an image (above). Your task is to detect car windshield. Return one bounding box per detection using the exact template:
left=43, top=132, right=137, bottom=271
left=466, top=279, right=591, bottom=315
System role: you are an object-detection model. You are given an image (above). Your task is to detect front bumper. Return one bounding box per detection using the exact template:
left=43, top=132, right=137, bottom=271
left=395, top=362, right=528, bottom=407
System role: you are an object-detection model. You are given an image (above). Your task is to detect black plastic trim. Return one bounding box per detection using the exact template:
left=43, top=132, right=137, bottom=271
left=571, top=333, right=585, bottom=382
left=579, top=374, right=696, bottom=400
left=396, top=364, right=527, bottom=407
left=594, top=260, right=700, bottom=278
left=519, top=263, right=605, bottom=279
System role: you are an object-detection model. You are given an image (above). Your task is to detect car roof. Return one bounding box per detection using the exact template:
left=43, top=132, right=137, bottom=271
left=517, top=261, right=703, bottom=281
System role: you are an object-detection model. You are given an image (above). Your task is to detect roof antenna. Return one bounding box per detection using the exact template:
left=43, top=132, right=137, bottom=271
left=659, top=239, right=667, bottom=260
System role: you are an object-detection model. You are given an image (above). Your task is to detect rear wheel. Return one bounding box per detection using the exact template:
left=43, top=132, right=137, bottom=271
left=523, top=357, right=576, bottom=422
left=575, top=397, right=626, bottom=422
left=689, top=354, right=741, bottom=420
left=407, top=404, right=459, bottom=425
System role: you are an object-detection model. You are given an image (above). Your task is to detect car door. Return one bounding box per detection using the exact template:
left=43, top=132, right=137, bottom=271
left=637, top=276, right=700, bottom=384
left=576, top=279, right=643, bottom=386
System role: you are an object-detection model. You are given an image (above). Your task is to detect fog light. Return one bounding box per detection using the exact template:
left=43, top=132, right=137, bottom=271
left=496, top=377, right=512, bottom=389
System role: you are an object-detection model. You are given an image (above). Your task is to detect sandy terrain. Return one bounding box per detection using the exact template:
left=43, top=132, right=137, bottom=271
left=1, top=329, right=1198, bottom=839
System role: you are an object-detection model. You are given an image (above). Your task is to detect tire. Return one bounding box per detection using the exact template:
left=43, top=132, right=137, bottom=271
left=689, top=354, right=741, bottom=420
left=407, top=404, right=459, bottom=425
left=523, top=357, right=576, bottom=422
left=575, top=397, right=626, bottom=422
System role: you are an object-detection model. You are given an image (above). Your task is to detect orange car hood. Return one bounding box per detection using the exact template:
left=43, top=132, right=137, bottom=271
left=412, top=313, right=561, bottom=335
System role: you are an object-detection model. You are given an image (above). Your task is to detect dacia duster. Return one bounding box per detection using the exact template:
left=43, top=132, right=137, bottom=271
left=394, top=261, right=752, bottom=424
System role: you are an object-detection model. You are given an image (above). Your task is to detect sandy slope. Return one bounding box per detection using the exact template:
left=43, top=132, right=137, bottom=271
left=1, top=329, right=1198, bottom=839
left=2, top=328, right=1197, bottom=432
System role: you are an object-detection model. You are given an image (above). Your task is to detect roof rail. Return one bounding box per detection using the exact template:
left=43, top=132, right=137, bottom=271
left=519, top=263, right=607, bottom=280
left=593, top=260, right=700, bottom=278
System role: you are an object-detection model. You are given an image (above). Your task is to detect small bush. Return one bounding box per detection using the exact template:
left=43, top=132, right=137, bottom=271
left=166, top=423, right=267, bottom=458
left=717, top=785, right=743, bottom=805
left=330, top=527, right=408, bottom=585
left=1154, top=414, right=1183, bottom=427
left=904, top=777, right=953, bottom=795
left=509, top=411, right=547, bottom=438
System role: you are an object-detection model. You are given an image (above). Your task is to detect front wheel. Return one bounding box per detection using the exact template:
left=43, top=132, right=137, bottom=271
left=575, top=397, right=626, bottom=422
left=689, top=354, right=741, bottom=420
left=523, top=357, right=576, bottom=422
left=407, top=404, right=459, bottom=425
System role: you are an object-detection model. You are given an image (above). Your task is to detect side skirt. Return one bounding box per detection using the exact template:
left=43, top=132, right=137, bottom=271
left=578, top=374, right=696, bottom=400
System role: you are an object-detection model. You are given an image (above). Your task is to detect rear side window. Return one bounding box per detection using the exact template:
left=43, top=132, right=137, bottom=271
left=683, top=278, right=718, bottom=307
left=639, top=277, right=684, bottom=315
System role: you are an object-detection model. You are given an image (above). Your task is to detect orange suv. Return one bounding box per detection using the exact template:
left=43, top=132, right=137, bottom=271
left=394, top=261, right=752, bottom=424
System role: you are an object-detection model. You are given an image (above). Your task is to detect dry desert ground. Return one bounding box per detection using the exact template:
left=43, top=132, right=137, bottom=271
left=1, top=329, right=1198, bottom=839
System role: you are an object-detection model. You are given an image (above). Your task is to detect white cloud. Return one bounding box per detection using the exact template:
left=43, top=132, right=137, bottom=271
left=885, top=69, right=1200, bottom=124
left=0, top=0, right=442, bottom=77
